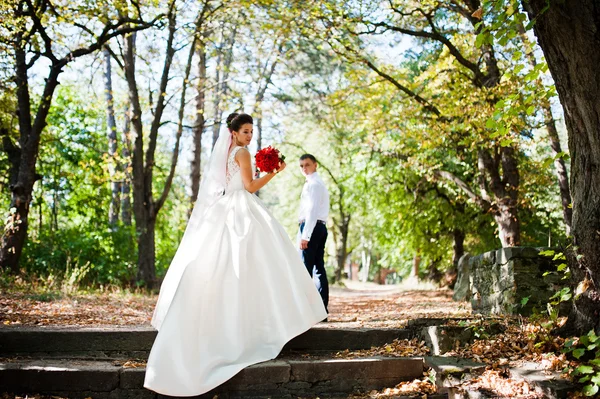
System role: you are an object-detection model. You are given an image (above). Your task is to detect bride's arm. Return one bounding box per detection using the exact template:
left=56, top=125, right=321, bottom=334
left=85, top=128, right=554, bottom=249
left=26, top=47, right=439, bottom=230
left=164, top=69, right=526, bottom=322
left=236, top=148, right=285, bottom=194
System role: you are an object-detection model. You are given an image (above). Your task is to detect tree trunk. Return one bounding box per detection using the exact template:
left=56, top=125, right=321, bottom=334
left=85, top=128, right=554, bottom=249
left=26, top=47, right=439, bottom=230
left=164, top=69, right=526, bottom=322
left=334, top=216, right=350, bottom=283
left=357, top=4, right=523, bottom=248
left=452, top=228, right=465, bottom=268
left=412, top=251, right=421, bottom=278
left=0, top=2, right=153, bottom=272
left=543, top=104, right=573, bottom=235
left=1, top=34, right=62, bottom=273
left=124, top=31, right=156, bottom=287
left=211, top=25, right=237, bottom=148
left=191, top=37, right=207, bottom=211
left=121, top=103, right=132, bottom=225
left=518, top=25, right=573, bottom=235
left=335, top=232, right=347, bottom=282
left=427, top=257, right=443, bottom=283
left=522, top=0, right=600, bottom=335
left=136, top=216, right=156, bottom=285
left=477, top=145, right=521, bottom=246
left=103, top=46, right=121, bottom=226
left=125, top=5, right=188, bottom=287
left=0, top=129, right=21, bottom=189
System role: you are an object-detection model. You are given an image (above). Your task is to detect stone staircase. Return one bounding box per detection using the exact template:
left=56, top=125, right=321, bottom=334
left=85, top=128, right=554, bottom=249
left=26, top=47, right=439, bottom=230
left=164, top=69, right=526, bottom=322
left=0, top=321, right=573, bottom=398
left=0, top=326, right=434, bottom=399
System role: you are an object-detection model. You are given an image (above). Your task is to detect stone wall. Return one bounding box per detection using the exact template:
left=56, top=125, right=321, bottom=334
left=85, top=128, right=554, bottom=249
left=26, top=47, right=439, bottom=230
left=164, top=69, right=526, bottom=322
left=455, top=247, right=561, bottom=315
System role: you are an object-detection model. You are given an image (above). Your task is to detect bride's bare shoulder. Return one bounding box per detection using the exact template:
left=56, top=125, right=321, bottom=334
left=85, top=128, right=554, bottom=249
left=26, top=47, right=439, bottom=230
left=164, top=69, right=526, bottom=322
left=235, top=147, right=251, bottom=164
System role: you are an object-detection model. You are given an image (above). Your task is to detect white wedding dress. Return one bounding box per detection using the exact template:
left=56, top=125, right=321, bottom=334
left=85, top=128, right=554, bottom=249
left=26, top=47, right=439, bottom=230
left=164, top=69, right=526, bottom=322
left=143, top=145, right=328, bottom=397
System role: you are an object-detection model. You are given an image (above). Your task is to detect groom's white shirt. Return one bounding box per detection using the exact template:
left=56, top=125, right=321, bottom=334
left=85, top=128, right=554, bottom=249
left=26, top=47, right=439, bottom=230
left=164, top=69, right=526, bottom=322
left=298, top=171, right=330, bottom=241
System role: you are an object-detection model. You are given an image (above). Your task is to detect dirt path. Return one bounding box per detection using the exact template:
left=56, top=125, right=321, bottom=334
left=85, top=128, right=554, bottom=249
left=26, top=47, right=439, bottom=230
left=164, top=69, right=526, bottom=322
left=0, top=281, right=471, bottom=328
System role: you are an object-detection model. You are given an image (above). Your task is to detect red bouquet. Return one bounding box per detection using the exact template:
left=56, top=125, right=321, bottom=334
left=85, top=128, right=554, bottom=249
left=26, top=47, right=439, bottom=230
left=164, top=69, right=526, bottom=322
left=255, top=146, right=285, bottom=173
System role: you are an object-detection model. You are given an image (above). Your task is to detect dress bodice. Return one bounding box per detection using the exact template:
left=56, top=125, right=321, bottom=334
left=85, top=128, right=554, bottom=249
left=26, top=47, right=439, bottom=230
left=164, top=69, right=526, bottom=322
left=225, top=146, right=244, bottom=192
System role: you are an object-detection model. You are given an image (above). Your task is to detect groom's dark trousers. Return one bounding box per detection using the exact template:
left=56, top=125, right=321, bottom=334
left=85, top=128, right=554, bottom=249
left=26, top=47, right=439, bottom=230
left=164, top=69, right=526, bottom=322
left=300, top=221, right=329, bottom=313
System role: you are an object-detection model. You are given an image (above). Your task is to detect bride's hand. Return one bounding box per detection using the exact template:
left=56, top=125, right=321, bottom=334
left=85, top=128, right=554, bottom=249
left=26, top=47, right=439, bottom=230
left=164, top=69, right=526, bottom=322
left=276, top=161, right=286, bottom=174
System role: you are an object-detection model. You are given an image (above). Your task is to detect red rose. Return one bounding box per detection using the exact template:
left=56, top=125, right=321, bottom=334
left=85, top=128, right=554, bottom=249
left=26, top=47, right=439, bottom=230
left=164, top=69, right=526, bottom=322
left=255, top=146, right=285, bottom=173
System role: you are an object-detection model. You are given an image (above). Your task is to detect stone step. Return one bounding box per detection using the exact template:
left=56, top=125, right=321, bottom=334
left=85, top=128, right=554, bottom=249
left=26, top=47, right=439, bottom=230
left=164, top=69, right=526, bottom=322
left=425, top=356, right=572, bottom=399
left=0, top=326, right=412, bottom=359
left=0, top=356, right=425, bottom=399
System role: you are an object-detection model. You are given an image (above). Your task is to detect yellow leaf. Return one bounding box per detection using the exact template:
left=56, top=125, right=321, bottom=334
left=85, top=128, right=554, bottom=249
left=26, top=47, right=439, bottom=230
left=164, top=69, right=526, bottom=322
left=575, top=278, right=591, bottom=296
left=472, top=8, right=483, bottom=19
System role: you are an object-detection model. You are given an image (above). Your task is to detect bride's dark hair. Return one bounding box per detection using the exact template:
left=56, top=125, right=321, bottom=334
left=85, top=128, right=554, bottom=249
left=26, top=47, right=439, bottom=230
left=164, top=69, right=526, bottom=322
left=226, top=112, right=253, bottom=132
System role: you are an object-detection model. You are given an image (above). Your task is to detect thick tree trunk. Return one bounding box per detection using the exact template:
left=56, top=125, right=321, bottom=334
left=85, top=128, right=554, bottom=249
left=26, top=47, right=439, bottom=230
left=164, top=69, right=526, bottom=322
left=125, top=6, right=186, bottom=287
left=136, top=217, right=156, bottom=285
left=1, top=191, right=30, bottom=274
left=1, top=39, right=62, bottom=272
left=477, top=145, right=521, bottom=246
left=518, top=25, right=573, bottom=235
left=522, top=0, right=600, bottom=335
left=0, top=128, right=21, bottom=189
left=493, top=200, right=520, bottom=247
left=103, top=46, right=121, bottom=226
left=124, top=32, right=156, bottom=287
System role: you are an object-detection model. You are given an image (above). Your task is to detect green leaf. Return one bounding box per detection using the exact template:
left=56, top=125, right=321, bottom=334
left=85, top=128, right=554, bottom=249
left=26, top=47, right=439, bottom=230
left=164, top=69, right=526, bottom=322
left=578, top=365, right=595, bottom=374
left=574, top=348, right=586, bottom=359
left=583, top=384, right=599, bottom=396
left=557, top=263, right=568, bottom=272
left=475, top=34, right=485, bottom=48
left=513, top=64, right=525, bottom=74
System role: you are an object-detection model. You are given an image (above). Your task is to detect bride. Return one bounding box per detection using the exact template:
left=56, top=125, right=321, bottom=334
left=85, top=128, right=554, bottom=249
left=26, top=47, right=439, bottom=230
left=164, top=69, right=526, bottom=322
left=143, top=112, right=328, bottom=396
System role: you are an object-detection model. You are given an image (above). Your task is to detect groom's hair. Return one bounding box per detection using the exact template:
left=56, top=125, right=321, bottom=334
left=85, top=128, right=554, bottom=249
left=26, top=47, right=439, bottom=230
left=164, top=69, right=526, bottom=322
left=299, top=154, right=317, bottom=163
left=226, top=112, right=253, bottom=132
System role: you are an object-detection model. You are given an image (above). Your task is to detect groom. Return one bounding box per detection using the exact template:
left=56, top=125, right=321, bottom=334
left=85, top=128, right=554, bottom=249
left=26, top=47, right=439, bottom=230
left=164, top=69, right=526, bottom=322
left=298, top=154, right=330, bottom=314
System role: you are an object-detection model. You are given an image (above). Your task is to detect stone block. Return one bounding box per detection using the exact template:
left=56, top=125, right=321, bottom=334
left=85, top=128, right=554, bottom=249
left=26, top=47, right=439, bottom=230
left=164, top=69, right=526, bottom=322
left=120, top=367, right=145, bottom=389
left=0, top=359, right=120, bottom=392
left=227, top=360, right=290, bottom=387
left=289, top=357, right=422, bottom=383
left=453, top=253, right=471, bottom=302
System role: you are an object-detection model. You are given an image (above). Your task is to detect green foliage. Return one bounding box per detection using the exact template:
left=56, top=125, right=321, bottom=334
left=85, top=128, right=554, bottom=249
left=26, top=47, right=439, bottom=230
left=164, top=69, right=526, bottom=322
left=0, top=0, right=573, bottom=287
left=4, top=85, right=188, bottom=287
left=563, top=330, right=600, bottom=396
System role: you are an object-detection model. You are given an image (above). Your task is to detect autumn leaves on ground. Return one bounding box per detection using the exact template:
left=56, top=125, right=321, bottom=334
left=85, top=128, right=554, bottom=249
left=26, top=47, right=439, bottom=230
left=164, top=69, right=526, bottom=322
left=0, top=280, right=579, bottom=398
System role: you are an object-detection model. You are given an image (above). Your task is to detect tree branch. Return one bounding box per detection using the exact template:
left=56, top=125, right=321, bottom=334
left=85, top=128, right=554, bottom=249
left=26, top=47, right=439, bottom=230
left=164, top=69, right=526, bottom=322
left=434, top=169, right=491, bottom=210
left=144, top=1, right=177, bottom=183
left=155, top=31, right=198, bottom=214
left=58, top=15, right=163, bottom=69
left=24, top=0, right=58, bottom=63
